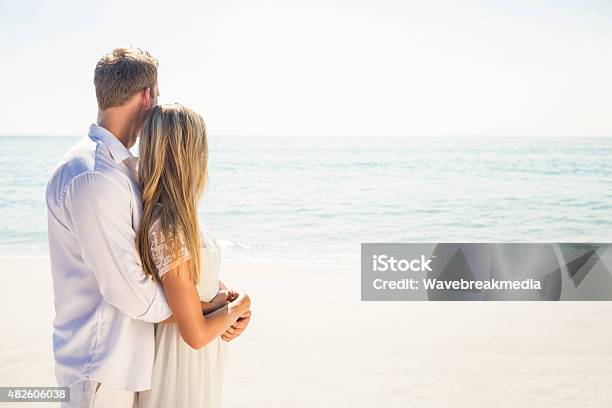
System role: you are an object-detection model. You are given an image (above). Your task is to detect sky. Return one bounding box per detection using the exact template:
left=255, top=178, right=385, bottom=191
left=0, top=0, right=611, bottom=137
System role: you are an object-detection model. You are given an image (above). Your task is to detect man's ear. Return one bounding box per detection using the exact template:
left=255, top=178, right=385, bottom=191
left=142, top=87, right=152, bottom=110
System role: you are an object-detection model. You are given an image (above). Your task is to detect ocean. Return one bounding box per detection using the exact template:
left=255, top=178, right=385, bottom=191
left=1, top=134, right=612, bottom=261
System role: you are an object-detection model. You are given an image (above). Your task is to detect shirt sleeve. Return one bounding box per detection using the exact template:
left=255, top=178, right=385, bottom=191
left=148, top=219, right=191, bottom=279
left=63, top=171, right=172, bottom=323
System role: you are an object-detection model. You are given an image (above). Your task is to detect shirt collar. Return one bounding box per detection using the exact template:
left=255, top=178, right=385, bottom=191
left=88, top=123, right=134, bottom=163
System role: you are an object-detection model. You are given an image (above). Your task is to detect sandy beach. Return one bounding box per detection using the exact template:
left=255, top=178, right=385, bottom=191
left=2, top=255, right=612, bottom=407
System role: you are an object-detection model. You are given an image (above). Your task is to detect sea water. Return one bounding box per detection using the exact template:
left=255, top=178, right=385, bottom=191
left=1, top=134, right=611, bottom=261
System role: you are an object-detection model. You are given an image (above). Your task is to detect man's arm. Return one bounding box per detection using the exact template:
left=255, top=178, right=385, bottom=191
left=160, top=293, right=231, bottom=324
left=64, top=171, right=172, bottom=323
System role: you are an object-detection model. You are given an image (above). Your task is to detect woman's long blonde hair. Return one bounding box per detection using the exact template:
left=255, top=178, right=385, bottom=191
left=136, top=103, right=208, bottom=284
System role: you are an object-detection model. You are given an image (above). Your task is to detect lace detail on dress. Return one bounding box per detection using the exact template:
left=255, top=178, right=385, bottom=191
left=149, top=219, right=191, bottom=278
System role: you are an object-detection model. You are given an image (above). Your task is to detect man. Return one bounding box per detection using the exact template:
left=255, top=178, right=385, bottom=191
left=46, top=48, right=250, bottom=407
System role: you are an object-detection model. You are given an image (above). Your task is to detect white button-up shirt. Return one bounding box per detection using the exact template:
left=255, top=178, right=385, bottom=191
left=46, top=124, right=172, bottom=391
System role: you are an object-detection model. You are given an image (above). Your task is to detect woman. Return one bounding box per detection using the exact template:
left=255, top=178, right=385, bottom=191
left=135, top=103, right=250, bottom=407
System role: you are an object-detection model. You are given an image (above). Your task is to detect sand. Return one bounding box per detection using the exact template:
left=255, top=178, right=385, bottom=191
left=1, top=255, right=612, bottom=407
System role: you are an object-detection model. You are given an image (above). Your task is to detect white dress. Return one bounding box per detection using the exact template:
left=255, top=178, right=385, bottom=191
left=138, top=220, right=228, bottom=408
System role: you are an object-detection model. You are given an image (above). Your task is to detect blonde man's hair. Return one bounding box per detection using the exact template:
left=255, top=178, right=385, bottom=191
left=94, top=48, right=158, bottom=109
left=137, top=104, right=208, bottom=284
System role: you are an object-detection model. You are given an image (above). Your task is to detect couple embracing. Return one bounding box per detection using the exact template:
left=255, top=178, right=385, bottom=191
left=45, top=47, right=252, bottom=407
